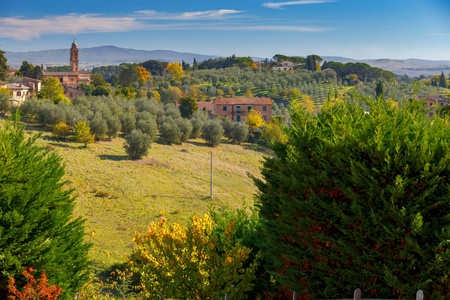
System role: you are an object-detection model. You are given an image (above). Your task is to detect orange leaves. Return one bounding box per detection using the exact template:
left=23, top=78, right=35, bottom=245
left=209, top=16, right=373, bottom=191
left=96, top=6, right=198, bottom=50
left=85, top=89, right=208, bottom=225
left=7, top=267, right=63, bottom=300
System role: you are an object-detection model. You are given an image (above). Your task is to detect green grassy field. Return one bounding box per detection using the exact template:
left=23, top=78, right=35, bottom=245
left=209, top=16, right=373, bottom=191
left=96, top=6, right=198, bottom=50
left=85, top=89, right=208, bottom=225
left=1, top=117, right=267, bottom=268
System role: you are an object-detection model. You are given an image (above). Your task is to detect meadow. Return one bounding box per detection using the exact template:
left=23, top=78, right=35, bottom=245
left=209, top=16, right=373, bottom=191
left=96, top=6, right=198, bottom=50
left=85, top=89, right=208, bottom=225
left=1, top=117, right=266, bottom=268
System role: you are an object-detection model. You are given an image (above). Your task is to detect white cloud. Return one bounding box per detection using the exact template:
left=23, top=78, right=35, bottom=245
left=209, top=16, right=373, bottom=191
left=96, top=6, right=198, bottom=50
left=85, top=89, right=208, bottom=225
left=263, top=0, right=335, bottom=9
left=0, top=14, right=143, bottom=41
left=134, top=9, right=243, bottom=20
left=0, top=10, right=331, bottom=41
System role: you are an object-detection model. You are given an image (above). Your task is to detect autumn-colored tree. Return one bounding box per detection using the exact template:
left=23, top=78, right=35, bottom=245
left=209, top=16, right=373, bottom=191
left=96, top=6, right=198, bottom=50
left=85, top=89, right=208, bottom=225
left=74, top=121, right=95, bottom=147
left=7, top=267, right=62, bottom=300
left=300, top=94, right=316, bottom=113
left=245, top=109, right=264, bottom=129
left=39, top=77, right=65, bottom=101
left=244, top=88, right=253, bottom=98
left=52, top=122, right=71, bottom=139
left=346, top=73, right=358, bottom=82
left=166, top=62, right=184, bottom=81
left=189, top=85, right=199, bottom=99
left=250, top=62, right=258, bottom=69
left=288, top=88, right=301, bottom=101
left=132, top=215, right=257, bottom=300
left=137, top=66, right=151, bottom=85
left=261, top=121, right=287, bottom=145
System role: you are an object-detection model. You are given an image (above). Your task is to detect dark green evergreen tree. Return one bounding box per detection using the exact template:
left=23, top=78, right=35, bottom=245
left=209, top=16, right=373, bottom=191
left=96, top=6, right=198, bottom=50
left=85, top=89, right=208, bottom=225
left=0, top=49, right=7, bottom=81
left=19, top=61, right=34, bottom=78
left=179, top=96, right=198, bottom=119
left=375, top=80, right=384, bottom=99
left=32, top=65, right=44, bottom=80
left=306, top=55, right=316, bottom=71
left=439, top=72, right=447, bottom=88
left=255, top=96, right=450, bottom=299
left=0, top=114, right=90, bottom=299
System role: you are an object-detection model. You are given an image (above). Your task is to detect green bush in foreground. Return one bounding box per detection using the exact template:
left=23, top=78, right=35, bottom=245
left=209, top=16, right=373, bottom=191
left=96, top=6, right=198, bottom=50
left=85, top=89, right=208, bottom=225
left=255, top=96, right=450, bottom=299
left=0, top=114, right=90, bottom=299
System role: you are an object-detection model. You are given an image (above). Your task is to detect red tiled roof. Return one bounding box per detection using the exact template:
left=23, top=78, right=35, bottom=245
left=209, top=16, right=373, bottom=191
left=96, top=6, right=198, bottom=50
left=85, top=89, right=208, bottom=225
left=214, top=97, right=272, bottom=105
left=197, top=102, right=214, bottom=109
left=417, top=95, right=448, bottom=101
left=43, top=71, right=78, bottom=76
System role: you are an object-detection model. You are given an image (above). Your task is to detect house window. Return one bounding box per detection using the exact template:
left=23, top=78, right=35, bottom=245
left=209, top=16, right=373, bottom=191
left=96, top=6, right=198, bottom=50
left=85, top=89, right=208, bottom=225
left=60, top=78, right=63, bottom=83
left=263, top=116, right=267, bottom=121
left=237, top=106, right=241, bottom=113
left=17, top=91, right=21, bottom=96
left=71, top=78, right=74, bottom=81
left=223, top=106, right=227, bottom=112
left=263, top=106, right=267, bottom=112
left=248, top=106, right=251, bottom=111
left=237, top=116, right=241, bottom=122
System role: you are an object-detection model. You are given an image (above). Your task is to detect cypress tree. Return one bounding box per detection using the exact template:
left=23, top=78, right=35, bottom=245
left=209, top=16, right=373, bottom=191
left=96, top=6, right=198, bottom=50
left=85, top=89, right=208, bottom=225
left=0, top=114, right=90, bottom=299
left=375, top=80, right=384, bottom=99
left=439, top=72, right=447, bottom=88
left=255, top=96, right=450, bottom=299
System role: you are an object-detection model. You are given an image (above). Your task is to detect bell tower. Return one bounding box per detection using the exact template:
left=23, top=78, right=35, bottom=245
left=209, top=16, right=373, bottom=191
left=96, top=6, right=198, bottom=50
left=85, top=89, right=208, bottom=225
left=70, top=39, right=79, bottom=73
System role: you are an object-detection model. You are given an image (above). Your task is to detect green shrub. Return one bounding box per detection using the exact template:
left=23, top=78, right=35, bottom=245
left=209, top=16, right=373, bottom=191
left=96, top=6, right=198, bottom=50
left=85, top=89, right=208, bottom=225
left=136, top=118, right=157, bottom=141
left=124, top=129, right=152, bottom=159
left=255, top=96, right=450, bottom=299
left=201, top=119, right=224, bottom=147
left=231, top=122, right=249, bottom=144
left=160, top=118, right=182, bottom=144
left=176, top=118, right=193, bottom=143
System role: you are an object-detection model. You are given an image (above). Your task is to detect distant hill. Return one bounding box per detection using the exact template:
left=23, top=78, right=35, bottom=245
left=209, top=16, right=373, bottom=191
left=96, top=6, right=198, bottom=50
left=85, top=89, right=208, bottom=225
left=5, top=46, right=450, bottom=77
left=322, top=56, right=450, bottom=77
left=5, top=46, right=221, bottom=70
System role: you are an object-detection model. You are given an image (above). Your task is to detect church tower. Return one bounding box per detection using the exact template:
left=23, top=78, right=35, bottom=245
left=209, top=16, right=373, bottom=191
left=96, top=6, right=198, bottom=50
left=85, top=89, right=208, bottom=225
left=70, top=40, right=79, bottom=73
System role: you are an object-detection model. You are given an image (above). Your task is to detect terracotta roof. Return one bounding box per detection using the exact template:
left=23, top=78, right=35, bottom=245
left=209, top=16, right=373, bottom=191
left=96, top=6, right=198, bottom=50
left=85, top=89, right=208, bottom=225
left=43, top=71, right=78, bottom=76
left=214, top=97, right=272, bottom=105
left=79, top=71, right=91, bottom=74
left=5, top=83, right=30, bottom=90
left=12, top=77, right=41, bottom=84
left=197, top=102, right=214, bottom=110
left=417, top=95, right=449, bottom=101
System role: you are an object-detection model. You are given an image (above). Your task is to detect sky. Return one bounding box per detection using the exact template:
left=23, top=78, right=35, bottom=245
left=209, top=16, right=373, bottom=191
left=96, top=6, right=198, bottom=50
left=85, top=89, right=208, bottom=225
left=1, top=0, right=450, bottom=60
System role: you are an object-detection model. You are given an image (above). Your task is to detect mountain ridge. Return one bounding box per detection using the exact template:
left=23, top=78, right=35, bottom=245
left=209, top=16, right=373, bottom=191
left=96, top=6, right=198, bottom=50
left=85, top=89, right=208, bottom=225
left=5, top=46, right=450, bottom=77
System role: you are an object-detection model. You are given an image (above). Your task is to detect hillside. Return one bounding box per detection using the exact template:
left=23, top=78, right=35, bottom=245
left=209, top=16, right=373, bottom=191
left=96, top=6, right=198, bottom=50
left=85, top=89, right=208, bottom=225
left=6, top=45, right=450, bottom=76
left=5, top=46, right=221, bottom=69
left=4, top=118, right=266, bottom=267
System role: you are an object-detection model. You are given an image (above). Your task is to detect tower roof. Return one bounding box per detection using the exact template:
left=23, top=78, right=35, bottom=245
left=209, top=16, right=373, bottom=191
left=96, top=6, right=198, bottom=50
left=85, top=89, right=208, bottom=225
left=71, top=40, right=78, bottom=49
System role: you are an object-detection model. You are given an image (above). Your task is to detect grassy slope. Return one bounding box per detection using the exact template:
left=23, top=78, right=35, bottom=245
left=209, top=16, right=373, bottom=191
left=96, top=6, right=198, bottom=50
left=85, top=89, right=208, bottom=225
left=1, top=117, right=266, bottom=268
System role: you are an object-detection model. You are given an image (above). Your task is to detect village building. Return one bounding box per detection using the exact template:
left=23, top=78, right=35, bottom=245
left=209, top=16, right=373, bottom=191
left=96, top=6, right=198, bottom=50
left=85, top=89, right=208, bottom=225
left=416, top=95, right=450, bottom=118
left=42, top=40, right=88, bottom=99
left=11, top=77, right=42, bottom=96
left=214, top=97, right=272, bottom=122
left=273, top=60, right=296, bottom=72
left=197, top=102, right=214, bottom=116
left=0, top=82, right=31, bottom=105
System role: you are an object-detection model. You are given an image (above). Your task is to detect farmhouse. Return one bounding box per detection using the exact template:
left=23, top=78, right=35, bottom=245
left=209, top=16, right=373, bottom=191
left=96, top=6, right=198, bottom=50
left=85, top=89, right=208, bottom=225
left=416, top=95, right=450, bottom=118
left=273, top=60, right=296, bottom=71
left=214, top=97, right=272, bottom=122
left=0, top=82, right=31, bottom=105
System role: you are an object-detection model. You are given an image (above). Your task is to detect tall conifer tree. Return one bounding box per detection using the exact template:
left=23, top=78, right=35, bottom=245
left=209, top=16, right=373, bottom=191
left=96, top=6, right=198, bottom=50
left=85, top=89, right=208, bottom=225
left=0, top=114, right=90, bottom=299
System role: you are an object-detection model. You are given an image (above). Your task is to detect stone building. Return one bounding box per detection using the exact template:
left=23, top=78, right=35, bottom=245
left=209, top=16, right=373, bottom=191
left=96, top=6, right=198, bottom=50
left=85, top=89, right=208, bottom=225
left=214, top=97, right=272, bottom=122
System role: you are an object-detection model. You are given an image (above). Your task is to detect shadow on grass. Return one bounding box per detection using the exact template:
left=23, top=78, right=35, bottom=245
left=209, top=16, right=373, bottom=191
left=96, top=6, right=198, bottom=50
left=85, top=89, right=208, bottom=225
left=24, top=123, right=52, bottom=132
left=47, top=142, right=79, bottom=149
left=98, top=154, right=129, bottom=161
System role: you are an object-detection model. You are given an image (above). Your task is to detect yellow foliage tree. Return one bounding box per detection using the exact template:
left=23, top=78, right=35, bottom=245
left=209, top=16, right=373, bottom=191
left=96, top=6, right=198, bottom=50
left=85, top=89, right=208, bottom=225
left=75, top=121, right=95, bottom=148
left=137, top=66, right=151, bottom=85
left=300, top=94, right=316, bottom=113
left=245, top=109, right=264, bottom=129
left=250, top=62, right=258, bottom=69
left=167, top=62, right=184, bottom=81
left=316, top=62, right=321, bottom=71
left=132, top=215, right=257, bottom=300
left=52, top=122, right=71, bottom=139
left=262, top=121, right=287, bottom=145
left=190, top=84, right=200, bottom=99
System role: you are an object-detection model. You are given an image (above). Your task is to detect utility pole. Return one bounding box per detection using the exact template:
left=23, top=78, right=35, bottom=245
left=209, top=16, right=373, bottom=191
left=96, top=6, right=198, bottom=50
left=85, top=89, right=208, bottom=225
left=210, top=152, right=213, bottom=200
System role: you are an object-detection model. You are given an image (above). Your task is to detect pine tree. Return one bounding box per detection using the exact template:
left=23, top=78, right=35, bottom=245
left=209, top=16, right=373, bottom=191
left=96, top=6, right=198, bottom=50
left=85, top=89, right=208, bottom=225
left=0, top=114, right=90, bottom=299
left=255, top=96, right=450, bottom=299
left=0, top=49, right=8, bottom=81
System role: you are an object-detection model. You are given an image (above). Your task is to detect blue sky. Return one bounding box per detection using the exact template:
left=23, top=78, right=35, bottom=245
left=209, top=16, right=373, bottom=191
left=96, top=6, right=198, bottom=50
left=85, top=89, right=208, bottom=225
left=1, top=0, right=450, bottom=60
